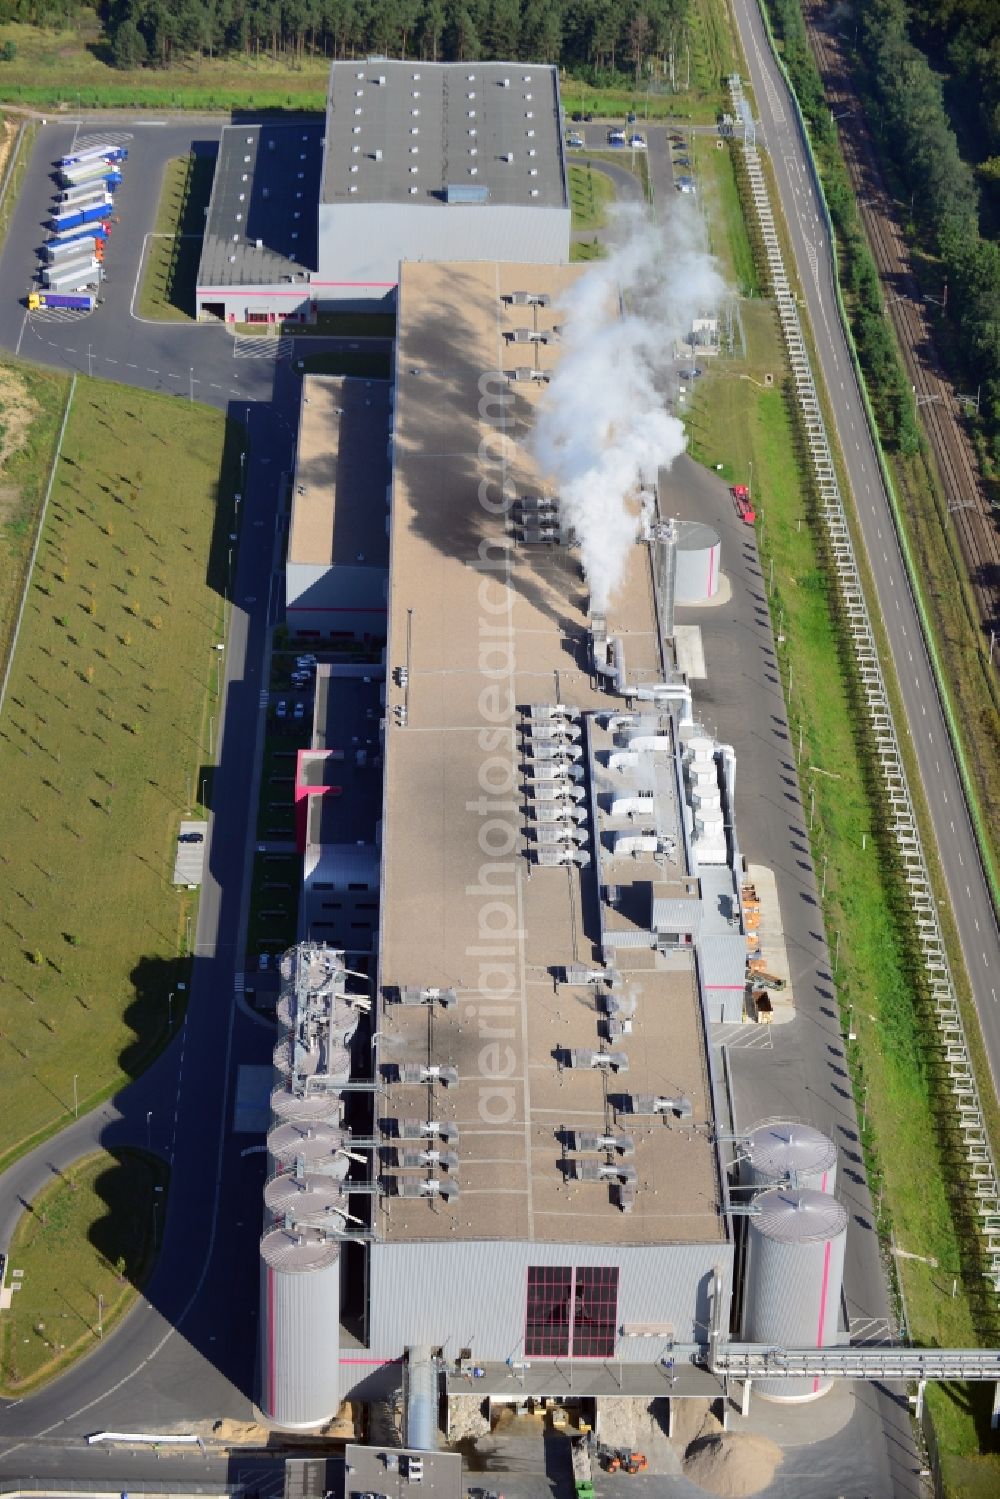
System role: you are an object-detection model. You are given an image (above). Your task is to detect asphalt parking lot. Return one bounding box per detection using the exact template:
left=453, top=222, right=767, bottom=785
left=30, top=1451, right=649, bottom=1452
left=0, top=116, right=292, bottom=408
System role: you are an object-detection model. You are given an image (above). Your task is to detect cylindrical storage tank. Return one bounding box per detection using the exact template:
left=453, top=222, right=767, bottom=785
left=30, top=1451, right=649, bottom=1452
left=267, top=1120, right=352, bottom=1179
left=744, top=1122, right=838, bottom=1196
left=264, top=1171, right=350, bottom=1230
left=685, top=735, right=715, bottom=765
left=743, top=1188, right=848, bottom=1401
left=270, top=1084, right=342, bottom=1125
left=259, top=1227, right=341, bottom=1428
left=276, top=991, right=358, bottom=1047
left=673, top=521, right=721, bottom=603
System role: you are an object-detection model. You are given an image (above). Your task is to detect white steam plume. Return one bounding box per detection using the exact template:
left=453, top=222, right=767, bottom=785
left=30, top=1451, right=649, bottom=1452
left=532, top=202, right=727, bottom=613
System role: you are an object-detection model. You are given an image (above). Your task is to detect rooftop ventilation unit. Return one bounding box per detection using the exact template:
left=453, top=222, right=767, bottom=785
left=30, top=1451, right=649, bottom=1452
left=567, top=1160, right=638, bottom=1184
left=397, top=1118, right=459, bottom=1143
left=502, top=152, right=514, bottom=163
left=502, top=77, right=511, bottom=87
left=565, top=1049, right=629, bottom=1072
left=569, top=1131, right=636, bottom=1156
left=625, top=1094, right=694, bottom=1119
left=509, top=291, right=551, bottom=307
left=395, top=1178, right=459, bottom=1200
left=536, top=846, right=591, bottom=867
left=397, top=986, right=458, bottom=1008
left=398, top=1063, right=459, bottom=1088
left=398, top=1148, right=460, bottom=1171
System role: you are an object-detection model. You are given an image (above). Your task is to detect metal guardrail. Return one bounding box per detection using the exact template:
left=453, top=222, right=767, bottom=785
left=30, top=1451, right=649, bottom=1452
left=727, top=73, right=1000, bottom=1289
left=715, top=1342, right=1000, bottom=1381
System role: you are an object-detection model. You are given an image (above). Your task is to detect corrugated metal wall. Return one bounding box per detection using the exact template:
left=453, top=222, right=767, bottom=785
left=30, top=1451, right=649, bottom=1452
left=364, top=1239, right=732, bottom=1373
left=743, top=1218, right=846, bottom=1401
left=259, top=1257, right=343, bottom=1428
left=317, top=203, right=571, bottom=288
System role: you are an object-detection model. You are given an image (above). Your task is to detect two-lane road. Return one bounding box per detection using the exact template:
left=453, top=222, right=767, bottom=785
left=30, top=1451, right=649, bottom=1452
left=731, top=0, right=1000, bottom=1083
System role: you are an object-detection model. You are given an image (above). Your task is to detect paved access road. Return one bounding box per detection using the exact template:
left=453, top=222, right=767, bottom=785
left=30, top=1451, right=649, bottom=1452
left=0, top=352, right=307, bottom=1471
left=729, top=1, right=1000, bottom=1079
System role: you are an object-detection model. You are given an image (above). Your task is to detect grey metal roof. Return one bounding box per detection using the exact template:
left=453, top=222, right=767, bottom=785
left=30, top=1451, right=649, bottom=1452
left=198, top=121, right=322, bottom=289
left=321, top=59, right=567, bottom=209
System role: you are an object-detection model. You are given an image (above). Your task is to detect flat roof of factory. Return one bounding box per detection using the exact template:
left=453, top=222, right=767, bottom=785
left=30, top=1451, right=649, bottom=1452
left=374, top=260, right=723, bottom=1248
left=321, top=60, right=567, bottom=210
left=198, top=121, right=322, bottom=289
left=288, top=376, right=392, bottom=568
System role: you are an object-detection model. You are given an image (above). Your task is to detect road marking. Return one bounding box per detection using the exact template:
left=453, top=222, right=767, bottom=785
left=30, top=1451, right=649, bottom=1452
left=105, top=357, right=118, bottom=364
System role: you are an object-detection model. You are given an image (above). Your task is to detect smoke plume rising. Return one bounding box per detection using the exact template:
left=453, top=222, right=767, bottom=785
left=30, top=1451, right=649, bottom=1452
left=532, top=202, right=726, bottom=612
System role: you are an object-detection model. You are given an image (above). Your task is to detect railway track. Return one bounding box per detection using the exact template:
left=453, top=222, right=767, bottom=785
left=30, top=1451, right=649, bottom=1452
left=803, top=0, right=1000, bottom=642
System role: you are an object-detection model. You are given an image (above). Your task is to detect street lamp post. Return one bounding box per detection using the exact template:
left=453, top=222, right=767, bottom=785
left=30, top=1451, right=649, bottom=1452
left=146, top=1110, right=152, bottom=1151
left=189, top=367, right=194, bottom=402
left=168, top=990, right=174, bottom=1030
left=73, top=1073, right=78, bottom=1118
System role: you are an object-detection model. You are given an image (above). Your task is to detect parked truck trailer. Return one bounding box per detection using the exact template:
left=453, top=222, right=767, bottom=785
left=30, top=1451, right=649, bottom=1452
left=58, top=176, right=119, bottom=206
left=27, top=291, right=97, bottom=312
left=50, top=201, right=111, bottom=234
left=41, top=257, right=100, bottom=291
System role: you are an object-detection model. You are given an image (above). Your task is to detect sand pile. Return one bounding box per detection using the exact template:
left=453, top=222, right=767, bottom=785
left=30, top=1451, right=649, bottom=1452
left=682, top=1430, right=782, bottom=1497
left=448, top=1395, right=491, bottom=1441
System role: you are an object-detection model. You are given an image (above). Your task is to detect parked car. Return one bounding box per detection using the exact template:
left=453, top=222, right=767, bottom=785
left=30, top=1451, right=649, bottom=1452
left=276, top=699, right=288, bottom=719
left=566, top=132, right=585, bottom=149
left=293, top=700, right=306, bottom=720
left=178, top=830, right=205, bottom=844
left=626, top=111, right=637, bottom=123
left=258, top=952, right=270, bottom=971
left=670, top=132, right=687, bottom=144
left=607, top=128, right=626, bottom=147
left=675, top=156, right=691, bottom=168
left=628, top=133, right=647, bottom=150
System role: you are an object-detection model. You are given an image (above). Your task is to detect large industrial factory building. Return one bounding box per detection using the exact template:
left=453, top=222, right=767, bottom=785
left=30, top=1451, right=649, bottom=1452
left=196, top=60, right=570, bottom=321
left=257, top=261, right=851, bottom=1434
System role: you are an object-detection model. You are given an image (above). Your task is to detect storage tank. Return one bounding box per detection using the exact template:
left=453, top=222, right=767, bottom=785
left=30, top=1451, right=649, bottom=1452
left=276, top=990, right=359, bottom=1048
left=744, top=1122, right=838, bottom=1196
left=264, top=1170, right=350, bottom=1230
left=267, top=1120, right=352, bottom=1179
left=270, top=1083, right=342, bottom=1125
left=743, top=1188, right=848, bottom=1401
left=674, top=521, right=721, bottom=603
left=258, top=1226, right=341, bottom=1428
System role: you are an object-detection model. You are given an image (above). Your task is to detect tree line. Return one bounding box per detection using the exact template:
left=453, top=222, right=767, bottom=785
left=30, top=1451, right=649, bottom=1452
left=856, top=0, right=1000, bottom=468
left=0, top=0, right=693, bottom=78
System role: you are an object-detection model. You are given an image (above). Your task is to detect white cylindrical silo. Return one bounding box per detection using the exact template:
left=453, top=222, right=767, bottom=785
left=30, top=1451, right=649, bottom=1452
left=264, top=1170, right=350, bottom=1230
left=673, top=521, right=721, bottom=603
left=267, top=1120, right=352, bottom=1179
left=743, top=1188, right=848, bottom=1401
left=270, top=1084, right=342, bottom=1126
left=259, top=1226, right=341, bottom=1428
left=744, top=1123, right=838, bottom=1196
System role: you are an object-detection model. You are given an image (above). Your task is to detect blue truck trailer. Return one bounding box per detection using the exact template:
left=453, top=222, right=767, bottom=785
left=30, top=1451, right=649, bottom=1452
left=28, top=291, right=97, bottom=311
left=50, top=201, right=111, bottom=234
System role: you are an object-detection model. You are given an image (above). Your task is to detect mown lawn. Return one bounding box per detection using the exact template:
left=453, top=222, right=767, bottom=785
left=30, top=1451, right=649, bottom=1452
left=0, top=1148, right=166, bottom=1392
left=0, top=360, right=71, bottom=671
left=568, top=162, right=616, bottom=232
left=0, top=377, right=238, bottom=1166
left=138, top=149, right=216, bottom=321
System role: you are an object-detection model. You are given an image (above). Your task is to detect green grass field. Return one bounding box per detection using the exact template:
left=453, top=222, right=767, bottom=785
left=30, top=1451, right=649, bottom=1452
left=0, top=361, right=71, bottom=675
left=138, top=150, right=216, bottom=321
left=692, top=137, right=760, bottom=296
left=0, top=1148, right=166, bottom=1392
left=0, top=377, right=238, bottom=1167
left=568, top=163, right=616, bottom=232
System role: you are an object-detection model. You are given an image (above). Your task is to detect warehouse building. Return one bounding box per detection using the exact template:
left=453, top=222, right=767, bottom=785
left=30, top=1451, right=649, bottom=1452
left=258, top=261, right=849, bottom=1433
left=196, top=62, right=570, bottom=320
left=285, top=374, right=391, bottom=640
left=195, top=120, right=323, bottom=324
